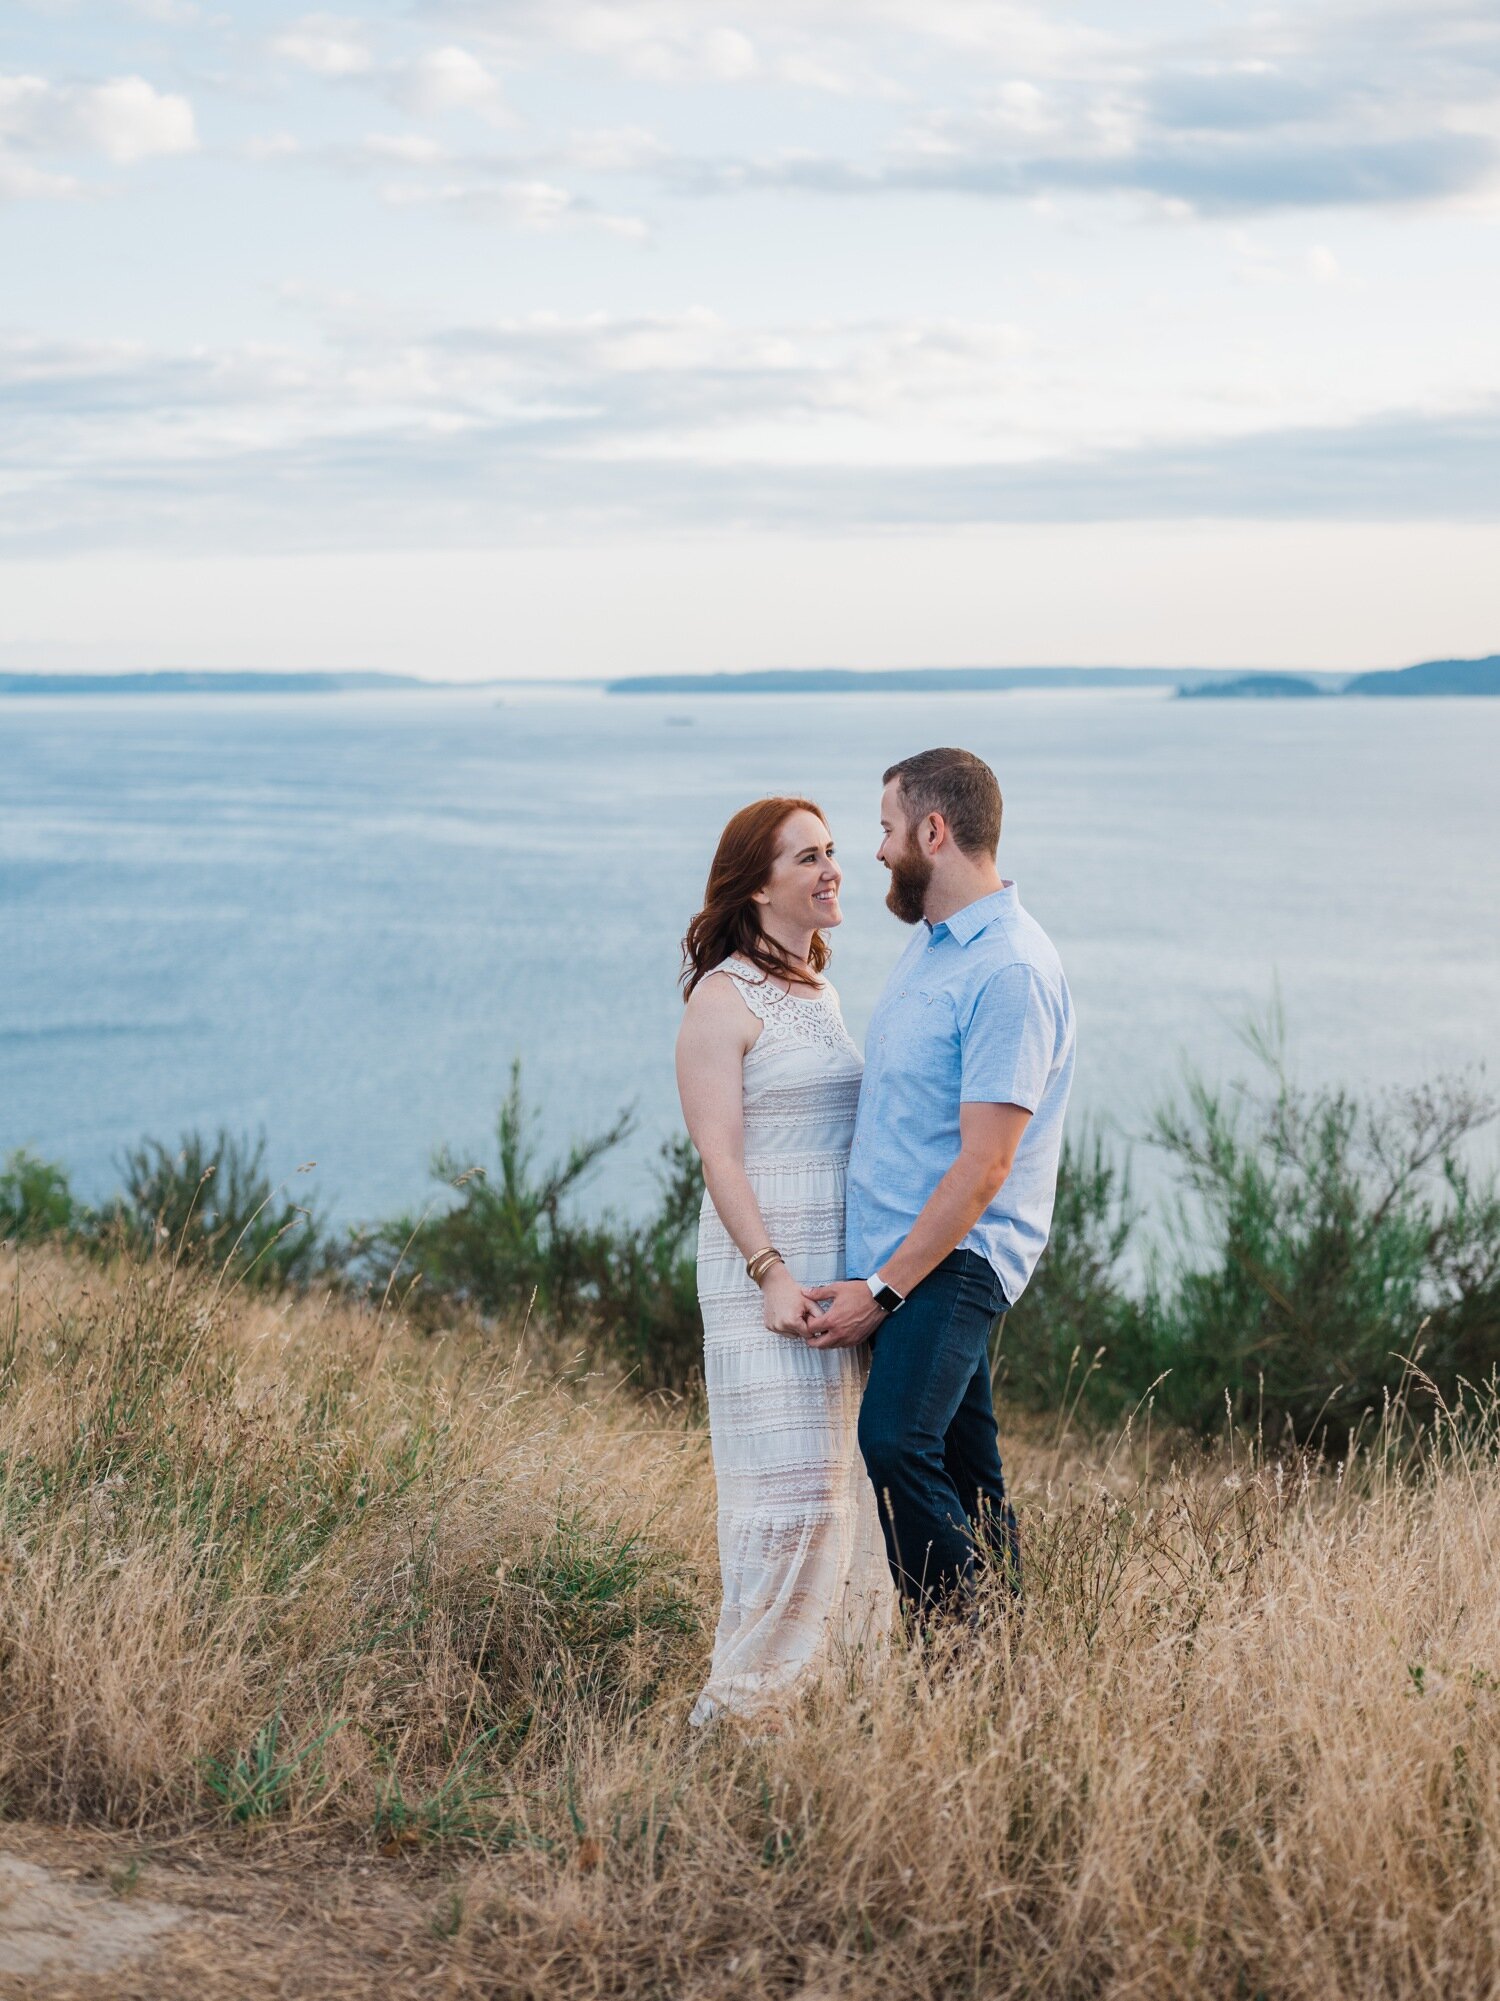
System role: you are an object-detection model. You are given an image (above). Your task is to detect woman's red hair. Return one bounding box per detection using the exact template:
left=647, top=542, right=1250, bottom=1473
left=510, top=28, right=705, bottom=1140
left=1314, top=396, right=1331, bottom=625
left=680, top=797, right=833, bottom=999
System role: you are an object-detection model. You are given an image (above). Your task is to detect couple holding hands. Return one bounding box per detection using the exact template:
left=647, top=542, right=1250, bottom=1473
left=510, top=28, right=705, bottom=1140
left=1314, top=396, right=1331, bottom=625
left=675, top=746, right=1075, bottom=1728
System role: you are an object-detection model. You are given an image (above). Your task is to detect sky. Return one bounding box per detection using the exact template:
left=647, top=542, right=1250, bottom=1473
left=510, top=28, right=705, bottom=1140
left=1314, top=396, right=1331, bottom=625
left=3, top=0, right=1499, bottom=679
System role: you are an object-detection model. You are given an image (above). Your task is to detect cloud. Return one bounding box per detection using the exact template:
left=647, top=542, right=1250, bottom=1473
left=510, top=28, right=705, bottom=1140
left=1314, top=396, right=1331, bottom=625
left=4, top=315, right=1497, bottom=556
left=452, top=5, right=761, bottom=82
left=268, top=125, right=648, bottom=233
left=0, top=157, right=79, bottom=201
left=772, top=50, right=900, bottom=97
left=431, top=0, right=907, bottom=94
left=558, top=125, right=670, bottom=172
left=394, top=45, right=504, bottom=115
left=270, top=17, right=376, bottom=77
left=232, top=1, right=1500, bottom=227
left=610, top=24, right=758, bottom=84
left=118, top=0, right=202, bottom=21
left=273, top=131, right=648, bottom=232
left=378, top=172, right=644, bottom=234
left=0, top=72, right=197, bottom=164
left=1142, top=65, right=1335, bottom=137
left=416, top=0, right=1500, bottom=218
left=427, top=0, right=1095, bottom=77
left=270, top=21, right=507, bottom=124
left=1229, top=231, right=1355, bottom=289
left=361, top=131, right=448, bottom=166
left=654, top=14, right=1500, bottom=220
left=709, top=128, right=1498, bottom=217
left=72, top=75, right=198, bottom=161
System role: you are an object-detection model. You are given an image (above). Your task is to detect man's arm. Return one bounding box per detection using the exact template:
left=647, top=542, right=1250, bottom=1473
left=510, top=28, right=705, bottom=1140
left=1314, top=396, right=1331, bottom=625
left=804, top=1100, right=1030, bottom=1349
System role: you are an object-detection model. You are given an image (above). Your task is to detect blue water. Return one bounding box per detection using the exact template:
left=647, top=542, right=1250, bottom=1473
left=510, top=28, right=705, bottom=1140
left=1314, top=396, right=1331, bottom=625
left=2, top=688, right=1497, bottom=1227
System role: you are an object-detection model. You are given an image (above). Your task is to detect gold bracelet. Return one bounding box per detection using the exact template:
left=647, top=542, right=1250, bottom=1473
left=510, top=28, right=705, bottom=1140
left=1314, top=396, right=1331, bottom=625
left=746, top=1247, right=784, bottom=1285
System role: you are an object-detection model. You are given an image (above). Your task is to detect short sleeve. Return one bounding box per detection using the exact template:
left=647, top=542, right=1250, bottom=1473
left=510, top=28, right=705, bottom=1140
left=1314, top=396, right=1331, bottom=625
left=958, top=963, right=1057, bottom=1112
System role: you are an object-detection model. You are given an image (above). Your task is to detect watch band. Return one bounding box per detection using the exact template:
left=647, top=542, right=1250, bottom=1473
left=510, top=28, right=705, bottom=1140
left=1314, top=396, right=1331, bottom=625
left=865, top=1272, right=905, bottom=1315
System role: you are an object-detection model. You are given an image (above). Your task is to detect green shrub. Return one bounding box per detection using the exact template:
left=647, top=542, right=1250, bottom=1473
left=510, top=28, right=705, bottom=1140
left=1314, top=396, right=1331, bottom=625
left=99, top=1128, right=336, bottom=1291
left=1135, top=1049, right=1500, bottom=1447
left=992, top=1027, right=1500, bottom=1448
left=359, top=1062, right=704, bottom=1390
left=0, top=1148, right=78, bottom=1242
left=565, top=1132, right=706, bottom=1391
left=993, top=1135, right=1151, bottom=1417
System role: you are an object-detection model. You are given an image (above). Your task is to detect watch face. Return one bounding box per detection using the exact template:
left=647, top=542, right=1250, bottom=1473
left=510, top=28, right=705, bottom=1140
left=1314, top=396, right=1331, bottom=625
left=874, top=1284, right=903, bottom=1314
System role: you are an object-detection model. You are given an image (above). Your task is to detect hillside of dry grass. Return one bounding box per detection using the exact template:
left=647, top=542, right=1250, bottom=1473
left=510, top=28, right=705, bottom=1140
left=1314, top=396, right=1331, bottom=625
left=3, top=1247, right=1499, bottom=1998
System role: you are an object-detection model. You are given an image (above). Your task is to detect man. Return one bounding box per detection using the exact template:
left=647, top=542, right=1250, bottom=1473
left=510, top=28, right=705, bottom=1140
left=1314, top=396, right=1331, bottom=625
left=805, top=747, right=1075, bottom=1617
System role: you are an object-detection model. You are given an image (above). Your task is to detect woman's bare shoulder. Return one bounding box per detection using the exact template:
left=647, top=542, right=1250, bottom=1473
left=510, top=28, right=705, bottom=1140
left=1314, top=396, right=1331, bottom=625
left=680, top=967, right=759, bottom=1043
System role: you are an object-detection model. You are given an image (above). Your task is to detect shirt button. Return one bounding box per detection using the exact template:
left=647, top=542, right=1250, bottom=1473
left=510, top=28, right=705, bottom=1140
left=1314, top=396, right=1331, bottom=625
left=879, top=1035, right=886, bottom=1043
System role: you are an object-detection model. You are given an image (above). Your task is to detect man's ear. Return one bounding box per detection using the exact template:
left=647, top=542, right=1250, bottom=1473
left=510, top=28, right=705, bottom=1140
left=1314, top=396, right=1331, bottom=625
left=924, top=812, right=948, bottom=852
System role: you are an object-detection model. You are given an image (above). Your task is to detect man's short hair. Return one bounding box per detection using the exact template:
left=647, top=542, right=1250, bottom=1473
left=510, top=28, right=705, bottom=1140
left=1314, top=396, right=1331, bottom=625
left=883, top=747, right=1002, bottom=858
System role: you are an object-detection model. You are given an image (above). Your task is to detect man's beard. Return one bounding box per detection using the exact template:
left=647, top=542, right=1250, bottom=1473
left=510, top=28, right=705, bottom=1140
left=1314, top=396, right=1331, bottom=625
left=885, top=836, right=933, bottom=925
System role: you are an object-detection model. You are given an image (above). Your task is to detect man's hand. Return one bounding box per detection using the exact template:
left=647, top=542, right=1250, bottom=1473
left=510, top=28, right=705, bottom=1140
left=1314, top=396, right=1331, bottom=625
left=801, top=1280, right=884, bottom=1349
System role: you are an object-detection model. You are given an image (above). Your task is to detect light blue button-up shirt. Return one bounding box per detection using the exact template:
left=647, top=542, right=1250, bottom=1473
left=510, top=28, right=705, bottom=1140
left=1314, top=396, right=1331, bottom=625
left=845, top=883, right=1075, bottom=1306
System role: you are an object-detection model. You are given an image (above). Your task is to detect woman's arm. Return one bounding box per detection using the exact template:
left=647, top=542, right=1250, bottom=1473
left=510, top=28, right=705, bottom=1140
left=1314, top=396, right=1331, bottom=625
left=675, top=978, right=812, bottom=1338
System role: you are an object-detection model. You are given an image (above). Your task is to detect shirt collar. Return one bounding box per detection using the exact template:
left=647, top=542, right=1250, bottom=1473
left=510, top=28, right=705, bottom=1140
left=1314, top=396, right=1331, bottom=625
left=927, top=883, right=1016, bottom=947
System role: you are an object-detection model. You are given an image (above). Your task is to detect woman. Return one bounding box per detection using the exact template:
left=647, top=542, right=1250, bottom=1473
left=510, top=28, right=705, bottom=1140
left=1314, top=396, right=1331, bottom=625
left=676, top=796, right=893, bottom=1729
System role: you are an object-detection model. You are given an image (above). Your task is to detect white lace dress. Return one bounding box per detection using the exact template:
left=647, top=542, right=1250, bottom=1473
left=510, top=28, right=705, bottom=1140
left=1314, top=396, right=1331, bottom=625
left=690, top=956, right=895, bottom=1727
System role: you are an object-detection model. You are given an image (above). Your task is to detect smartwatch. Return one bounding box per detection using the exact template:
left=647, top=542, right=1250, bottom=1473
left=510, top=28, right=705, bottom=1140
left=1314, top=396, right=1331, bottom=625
left=865, top=1273, right=906, bottom=1316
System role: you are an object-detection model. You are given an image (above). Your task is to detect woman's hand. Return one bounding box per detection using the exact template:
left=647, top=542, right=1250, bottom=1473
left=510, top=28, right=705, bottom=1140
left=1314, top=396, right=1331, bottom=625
left=760, top=1265, right=812, bottom=1338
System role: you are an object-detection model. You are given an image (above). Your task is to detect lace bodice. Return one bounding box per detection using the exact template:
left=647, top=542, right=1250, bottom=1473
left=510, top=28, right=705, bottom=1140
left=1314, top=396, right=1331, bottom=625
left=705, top=955, right=863, bottom=1163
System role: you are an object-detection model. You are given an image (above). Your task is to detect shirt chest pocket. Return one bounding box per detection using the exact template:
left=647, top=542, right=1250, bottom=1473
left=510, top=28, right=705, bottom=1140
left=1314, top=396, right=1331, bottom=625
left=883, top=985, right=960, bottom=1087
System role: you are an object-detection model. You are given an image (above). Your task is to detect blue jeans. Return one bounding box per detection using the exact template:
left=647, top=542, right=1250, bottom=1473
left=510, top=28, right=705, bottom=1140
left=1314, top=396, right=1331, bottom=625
left=857, top=1249, right=1020, bottom=1616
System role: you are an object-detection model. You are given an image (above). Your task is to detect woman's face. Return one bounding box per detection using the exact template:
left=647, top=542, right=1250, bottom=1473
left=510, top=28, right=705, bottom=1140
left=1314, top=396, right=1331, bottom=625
left=754, top=808, right=842, bottom=938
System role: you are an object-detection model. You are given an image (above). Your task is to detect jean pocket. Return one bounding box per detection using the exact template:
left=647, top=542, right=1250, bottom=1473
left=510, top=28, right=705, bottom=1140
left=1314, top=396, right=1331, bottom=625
left=958, top=1255, right=1007, bottom=1321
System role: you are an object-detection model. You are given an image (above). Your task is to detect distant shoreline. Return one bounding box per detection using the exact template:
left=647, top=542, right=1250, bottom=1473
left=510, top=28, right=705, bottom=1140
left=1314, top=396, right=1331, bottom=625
left=608, top=656, right=1499, bottom=699
left=0, top=671, right=483, bottom=697
left=1, top=655, right=1496, bottom=697
left=607, top=666, right=1311, bottom=695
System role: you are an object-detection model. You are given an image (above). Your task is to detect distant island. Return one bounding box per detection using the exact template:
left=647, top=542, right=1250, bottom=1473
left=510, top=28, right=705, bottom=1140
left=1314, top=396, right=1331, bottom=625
left=607, top=666, right=1295, bottom=696
left=1177, top=655, right=1500, bottom=700
left=608, top=657, right=1499, bottom=698
left=0, top=670, right=499, bottom=697
left=1342, top=655, right=1500, bottom=697
left=1179, top=673, right=1326, bottom=700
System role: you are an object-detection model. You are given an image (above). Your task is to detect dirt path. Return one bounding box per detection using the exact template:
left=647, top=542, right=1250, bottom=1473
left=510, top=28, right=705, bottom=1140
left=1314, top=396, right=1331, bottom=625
left=0, top=1826, right=467, bottom=2000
